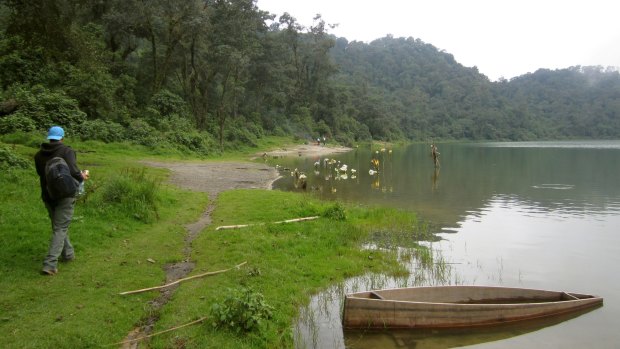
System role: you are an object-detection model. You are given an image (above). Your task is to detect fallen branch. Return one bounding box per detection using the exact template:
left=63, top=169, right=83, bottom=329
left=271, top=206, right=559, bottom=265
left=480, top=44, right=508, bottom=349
left=119, top=261, right=247, bottom=295
left=109, top=316, right=208, bottom=347
left=215, top=216, right=320, bottom=231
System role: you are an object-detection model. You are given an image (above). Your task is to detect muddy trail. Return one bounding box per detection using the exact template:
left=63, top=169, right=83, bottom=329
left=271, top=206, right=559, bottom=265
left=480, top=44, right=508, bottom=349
left=120, top=161, right=279, bottom=348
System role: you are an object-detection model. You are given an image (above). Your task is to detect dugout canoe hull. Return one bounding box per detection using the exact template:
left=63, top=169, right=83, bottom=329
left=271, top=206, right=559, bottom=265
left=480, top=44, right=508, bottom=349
left=342, top=286, right=603, bottom=329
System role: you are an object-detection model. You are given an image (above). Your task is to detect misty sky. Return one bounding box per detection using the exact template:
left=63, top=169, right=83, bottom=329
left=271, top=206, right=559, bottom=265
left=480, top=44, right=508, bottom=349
left=256, top=0, right=620, bottom=81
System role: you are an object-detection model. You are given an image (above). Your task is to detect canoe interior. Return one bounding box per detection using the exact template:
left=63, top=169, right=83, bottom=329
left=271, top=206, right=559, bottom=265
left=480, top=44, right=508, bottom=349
left=350, top=286, right=599, bottom=304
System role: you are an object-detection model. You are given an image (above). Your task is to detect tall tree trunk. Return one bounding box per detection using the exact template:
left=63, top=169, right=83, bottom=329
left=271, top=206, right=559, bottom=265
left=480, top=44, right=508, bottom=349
left=147, top=24, right=158, bottom=93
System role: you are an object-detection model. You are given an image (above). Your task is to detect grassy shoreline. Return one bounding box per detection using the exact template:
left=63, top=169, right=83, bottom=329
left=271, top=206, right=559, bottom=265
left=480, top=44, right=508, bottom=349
left=1, top=135, right=432, bottom=348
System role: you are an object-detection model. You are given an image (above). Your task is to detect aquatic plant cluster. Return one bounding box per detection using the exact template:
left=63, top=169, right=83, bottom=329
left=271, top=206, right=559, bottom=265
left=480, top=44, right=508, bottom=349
left=278, top=147, right=396, bottom=194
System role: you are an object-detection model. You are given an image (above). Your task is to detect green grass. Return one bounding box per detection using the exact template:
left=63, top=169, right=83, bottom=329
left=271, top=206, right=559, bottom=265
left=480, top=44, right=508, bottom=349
left=0, top=135, right=433, bottom=348
left=0, top=138, right=208, bottom=348
left=148, top=191, right=411, bottom=348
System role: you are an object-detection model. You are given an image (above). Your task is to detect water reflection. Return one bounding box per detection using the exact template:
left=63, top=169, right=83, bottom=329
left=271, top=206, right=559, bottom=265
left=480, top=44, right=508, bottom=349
left=272, top=142, right=620, bottom=349
left=343, top=306, right=602, bottom=349
left=480, top=140, right=620, bottom=149
left=531, top=184, right=575, bottom=190
left=294, top=267, right=603, bottom=349
left=271, top=142, right=620, bottom=226
left=431, top=167, right=440, bottom=193
left=295, top=243, right=462, bottom=349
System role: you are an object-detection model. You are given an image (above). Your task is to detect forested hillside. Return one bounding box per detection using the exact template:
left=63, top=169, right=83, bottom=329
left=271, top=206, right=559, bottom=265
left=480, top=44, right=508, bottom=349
left=1, top=0, right=619, bottom=154
left=332, top=37, right=620, bottom=140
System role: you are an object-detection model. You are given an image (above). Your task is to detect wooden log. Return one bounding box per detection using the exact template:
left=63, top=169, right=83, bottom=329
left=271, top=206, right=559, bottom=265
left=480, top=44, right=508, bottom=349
left=215, top=216, right=320, bottom=231
left=119, top=261, right=247, bottom=295
left=110, top=316, right=208, bottom=346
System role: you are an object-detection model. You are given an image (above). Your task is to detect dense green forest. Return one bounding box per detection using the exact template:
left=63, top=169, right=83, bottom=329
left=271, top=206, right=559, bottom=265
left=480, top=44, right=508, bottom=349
left=1, top=0, right=619, bottom=154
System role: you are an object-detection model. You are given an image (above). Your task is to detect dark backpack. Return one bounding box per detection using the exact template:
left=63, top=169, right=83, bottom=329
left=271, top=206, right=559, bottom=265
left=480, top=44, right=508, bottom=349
left=45, top=157, right=80, bottom=200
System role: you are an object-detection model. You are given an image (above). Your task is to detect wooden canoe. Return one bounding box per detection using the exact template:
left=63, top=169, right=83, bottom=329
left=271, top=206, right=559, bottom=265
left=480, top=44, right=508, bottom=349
left=342, top=285, right=603, bottom=329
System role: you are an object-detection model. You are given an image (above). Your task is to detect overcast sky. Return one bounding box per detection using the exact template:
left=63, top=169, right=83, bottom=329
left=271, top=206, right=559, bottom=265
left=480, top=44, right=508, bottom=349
left=256, top=0, right=620, bottom=81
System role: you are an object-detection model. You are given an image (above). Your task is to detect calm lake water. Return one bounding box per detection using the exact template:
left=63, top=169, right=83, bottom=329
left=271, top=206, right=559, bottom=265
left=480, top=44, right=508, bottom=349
left=271, top=141, right=620, bottom=349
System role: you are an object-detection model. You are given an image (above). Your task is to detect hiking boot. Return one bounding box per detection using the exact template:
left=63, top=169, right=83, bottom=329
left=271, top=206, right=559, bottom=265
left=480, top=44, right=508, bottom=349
left=41, top=268, right=58, bottom=276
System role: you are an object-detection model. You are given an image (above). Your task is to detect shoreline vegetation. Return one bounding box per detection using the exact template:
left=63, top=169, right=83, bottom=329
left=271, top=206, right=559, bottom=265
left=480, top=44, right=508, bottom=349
left=0, top=135, right=436, bottom=348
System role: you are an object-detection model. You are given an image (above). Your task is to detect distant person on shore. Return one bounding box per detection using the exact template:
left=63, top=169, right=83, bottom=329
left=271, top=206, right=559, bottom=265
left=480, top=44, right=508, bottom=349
left=431, top=143, right=440, bottom=168
left=322, top=136, right=326, bottom=146
left=34, top=126, right=90, bottom=275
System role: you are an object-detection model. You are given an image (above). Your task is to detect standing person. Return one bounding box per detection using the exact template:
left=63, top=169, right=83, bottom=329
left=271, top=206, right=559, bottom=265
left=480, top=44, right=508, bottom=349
left=34, top=126, right=90, bottom=275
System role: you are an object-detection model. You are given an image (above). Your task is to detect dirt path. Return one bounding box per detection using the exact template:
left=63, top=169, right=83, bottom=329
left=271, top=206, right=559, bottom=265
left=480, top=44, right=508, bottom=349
left=145, top=144, right=350, bottom=198
left=120, top=145, right=351, bottom=347
left=146, top=161, right=280, bottom=198
left=258, top=143, right=352, bottom=159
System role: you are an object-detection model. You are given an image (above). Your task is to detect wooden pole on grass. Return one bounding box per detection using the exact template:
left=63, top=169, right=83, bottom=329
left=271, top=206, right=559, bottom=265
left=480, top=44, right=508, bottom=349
left=119, top=261, right=247, bottom=295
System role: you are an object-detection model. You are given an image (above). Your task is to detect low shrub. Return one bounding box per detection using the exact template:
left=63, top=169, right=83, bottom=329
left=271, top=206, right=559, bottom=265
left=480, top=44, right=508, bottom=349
left=0, top=144, right=32, bottom=169
left=225, top=125, right=259, bottom=148
left=149, top=89, right=190, bottom=117
left=0, top=114, right=36, bottom=134
left=2, top=84, right=86, bottom=132
left=210, top=287, right=273, bottom=333
left=166, top=130, right=216, bottom=155
left=77, top=119, right=126, bottom=143
left=123, top=119, right=163, bottom=147
left=97, top=167, right=160, bottom=223
left=333, top=133, right=356, bottom=147
left=322, top=202, right=347, bottom=221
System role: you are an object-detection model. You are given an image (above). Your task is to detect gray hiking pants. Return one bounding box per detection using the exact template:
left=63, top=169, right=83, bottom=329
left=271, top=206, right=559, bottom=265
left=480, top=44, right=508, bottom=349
left=42, top=197, right=76, bottom=271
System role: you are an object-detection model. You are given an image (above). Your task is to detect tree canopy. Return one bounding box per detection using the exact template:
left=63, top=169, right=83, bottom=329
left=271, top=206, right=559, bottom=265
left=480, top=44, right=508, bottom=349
left=1, top=0, right=619, bottom=153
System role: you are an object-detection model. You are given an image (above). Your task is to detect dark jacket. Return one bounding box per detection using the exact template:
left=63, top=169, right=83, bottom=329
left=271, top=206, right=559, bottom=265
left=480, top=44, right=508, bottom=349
left=34, top=141, right=83, bottom=203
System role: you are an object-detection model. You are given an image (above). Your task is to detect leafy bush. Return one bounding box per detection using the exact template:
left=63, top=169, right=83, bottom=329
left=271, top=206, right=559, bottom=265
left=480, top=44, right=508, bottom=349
left=144, top=90, right=193, bottom=132
left=77, top=119, right=126, bottom=143
left=210, top=287, right=273, bottom=333
left=123, top=119, right=163, bottom=147
left=244, top=120, right=264, bottom=139
left=166, top=130, right=216, bottom=155
left=0, top=36, right=46, bottom=88
left=224, top=118, right=261, bottom=149
left=314, top=119, right=331, bottom=139
left=0, top=144, right=32, bottom=169
left=151, top=113, right=195, bottom=133
left=150, top=89, right=189, bottom=117
left=333, top=133, right=355, bottom=148
left=322, top=202, right=347, bottom=221
left=62, top=64, right=118, bottom=120
left=2, top=84, right=86, bottom=132
left=0, top=114, right=36, bottom=134
left=97, top=168, right=160, bottom=223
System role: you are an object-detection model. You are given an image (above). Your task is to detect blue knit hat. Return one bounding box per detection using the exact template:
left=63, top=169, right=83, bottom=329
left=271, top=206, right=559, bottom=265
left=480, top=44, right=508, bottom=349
left=47, top=126, right=65, bottom=140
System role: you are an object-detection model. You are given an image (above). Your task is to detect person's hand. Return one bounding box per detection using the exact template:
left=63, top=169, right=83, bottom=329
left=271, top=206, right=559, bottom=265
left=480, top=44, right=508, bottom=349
left=81, top=169, right=90, bottom=180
